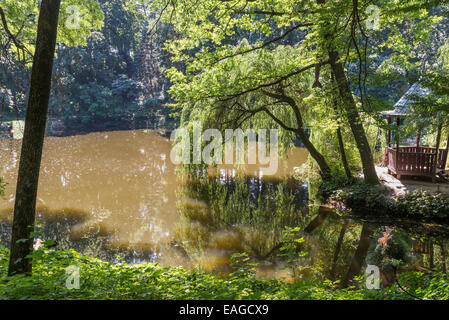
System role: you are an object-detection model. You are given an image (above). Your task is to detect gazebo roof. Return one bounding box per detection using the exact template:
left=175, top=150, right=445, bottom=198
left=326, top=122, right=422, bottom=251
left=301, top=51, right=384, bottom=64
left=382, top=83, right=430, bottom=117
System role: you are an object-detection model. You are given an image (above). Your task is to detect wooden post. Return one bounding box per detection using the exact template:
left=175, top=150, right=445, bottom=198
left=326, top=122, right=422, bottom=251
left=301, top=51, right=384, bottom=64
left=433, top=124, right=443, bottom=181
left=387, top=117, right=392, bottom=147
left=384, top=117, right=392, bottom=169
left=444, top=131, right=449, bottom=170
left=396, top=117, right=400, bottom=178
left=396, top=117, right=400, bottom=149
left=416, top=131, right=420, bottom=148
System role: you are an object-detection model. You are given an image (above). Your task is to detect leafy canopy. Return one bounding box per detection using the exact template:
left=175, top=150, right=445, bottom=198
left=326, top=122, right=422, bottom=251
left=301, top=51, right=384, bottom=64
left=1, top=0, right=104, bottom=62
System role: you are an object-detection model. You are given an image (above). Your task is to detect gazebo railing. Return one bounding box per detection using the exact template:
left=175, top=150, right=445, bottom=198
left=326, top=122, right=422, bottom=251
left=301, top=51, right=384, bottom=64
left=386, top=146, right=447, bottom=177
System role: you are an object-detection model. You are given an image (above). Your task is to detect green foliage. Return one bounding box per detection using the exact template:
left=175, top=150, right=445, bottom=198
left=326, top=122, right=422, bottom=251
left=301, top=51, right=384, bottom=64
left=0, top=175, right=6, bottom=198
left=1, top=0, right=104, bottom=60
left=329, top=181, right=389, bottom=212
left=395, top=190, right=449, bottom=219
left=0, top=245, right=448, bottom=300
left=148, top=0, right=446, bottom=183
left=397, top=271, right=449, bottom=300
left=47, top=0, right=172, bottom=132
left=229, top=252, right=258, bottom=279
left=318, top=176, right=355, bottom=200
left=176, top=176, right=307, bottom=260
left=367, top=230, right=412, bottom=270
left=324, top=181, right=449, bottom=220
left=277, top=227, right=307, bottom=281
left=1, top=0, right=174, bottom=132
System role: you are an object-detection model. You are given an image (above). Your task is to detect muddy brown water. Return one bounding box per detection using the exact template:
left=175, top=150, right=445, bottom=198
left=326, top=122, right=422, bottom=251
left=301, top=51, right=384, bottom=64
left=1, top=129, right=449, bottom=283
left=0, top=130, right=307, bottom=271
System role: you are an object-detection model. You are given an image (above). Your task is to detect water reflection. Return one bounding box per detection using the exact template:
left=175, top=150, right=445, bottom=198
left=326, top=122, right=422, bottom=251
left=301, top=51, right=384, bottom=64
left=0, top=129, right=308, bottom=267
left=174, top=176, right=309, bottom=273
left=0, top=129, right=449, bottom=286
left=304, top=213, right=449, bottom=286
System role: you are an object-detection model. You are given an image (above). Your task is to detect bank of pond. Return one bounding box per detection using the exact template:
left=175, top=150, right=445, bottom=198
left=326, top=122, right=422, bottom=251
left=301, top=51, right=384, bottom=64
left=1, top=130, right=449, bottom=299
left=0, top=244, right=448, bottom=300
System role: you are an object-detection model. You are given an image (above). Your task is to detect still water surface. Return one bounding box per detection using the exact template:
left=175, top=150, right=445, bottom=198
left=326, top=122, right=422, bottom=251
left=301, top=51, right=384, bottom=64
left=1, top=129, right=448, bottom=282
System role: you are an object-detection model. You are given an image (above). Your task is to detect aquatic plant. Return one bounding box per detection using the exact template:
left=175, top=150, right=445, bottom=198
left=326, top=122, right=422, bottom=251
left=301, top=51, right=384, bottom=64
left=277, top=227, right=308, bottom=282
left=0, top=176, right=5, bottom=198
left=176, top=176, right=307, bottom=261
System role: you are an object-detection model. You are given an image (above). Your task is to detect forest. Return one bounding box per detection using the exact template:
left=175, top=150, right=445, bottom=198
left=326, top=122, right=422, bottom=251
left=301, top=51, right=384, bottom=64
left=1, top=0, right=449, bottom=304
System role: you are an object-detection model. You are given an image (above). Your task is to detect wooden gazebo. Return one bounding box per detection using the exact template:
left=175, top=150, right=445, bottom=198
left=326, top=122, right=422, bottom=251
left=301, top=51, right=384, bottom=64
left=383, top=84, right=449, bottom=181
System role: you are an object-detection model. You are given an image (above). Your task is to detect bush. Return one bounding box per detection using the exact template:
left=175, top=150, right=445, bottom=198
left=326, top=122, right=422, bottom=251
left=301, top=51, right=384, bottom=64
left=394, top=190, right=449, bottom=220
left=329, top=181, right=389, bottom=212
left=323, top=180, right=449, bottom=221
left=318, top=176, right=354, bottom=201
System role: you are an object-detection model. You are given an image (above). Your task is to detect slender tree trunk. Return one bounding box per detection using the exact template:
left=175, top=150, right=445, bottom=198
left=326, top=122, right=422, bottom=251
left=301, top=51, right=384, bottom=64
left=444, top=132, right=449, bottom=169
left=315, top=0, right=378, bottom=185
left=330, top=73, right=352, bottom=179
left=341, top=223, right=375, bottom=287
left=8, top=0, right=61, bottom=276
left=330, top=219, right=349, bottom=280
left=304, top=210, right=328, bottom=234
left=296, top=129, right=332, bottom=180
left=261, top=89, right=332, bottom=180
left=336, top=127, right=352, bottom=180
left=441, top=243, right=447, bottom=273
left=328, top=52, right=379, bottom=185
left=429, top=241, right=434, bottom=270
left=434, top=123, right=443, bottom=173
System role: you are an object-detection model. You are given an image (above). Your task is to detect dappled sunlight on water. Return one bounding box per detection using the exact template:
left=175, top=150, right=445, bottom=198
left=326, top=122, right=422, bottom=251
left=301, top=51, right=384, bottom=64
left=0, top=130, right=180, bottom=259
left=2, top=129, right=448, bottom=284
left=0, top=129, right=309, bottom=272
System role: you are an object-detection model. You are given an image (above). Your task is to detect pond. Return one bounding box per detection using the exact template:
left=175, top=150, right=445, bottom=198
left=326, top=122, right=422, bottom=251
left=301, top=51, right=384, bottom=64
left=1, top=129, right=448, bottom=283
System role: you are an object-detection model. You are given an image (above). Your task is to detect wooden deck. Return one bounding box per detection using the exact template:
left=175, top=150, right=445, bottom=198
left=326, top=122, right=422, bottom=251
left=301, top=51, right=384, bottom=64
left=385, top=146, right=448, bottom=179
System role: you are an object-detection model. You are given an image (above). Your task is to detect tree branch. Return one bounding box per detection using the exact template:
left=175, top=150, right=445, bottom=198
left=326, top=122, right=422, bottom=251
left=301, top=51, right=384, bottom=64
left=219, top=61, right=329, bottom=101
left=0, top=6, right=25, bottom=50
left=210, top=22, right=313, bottom=66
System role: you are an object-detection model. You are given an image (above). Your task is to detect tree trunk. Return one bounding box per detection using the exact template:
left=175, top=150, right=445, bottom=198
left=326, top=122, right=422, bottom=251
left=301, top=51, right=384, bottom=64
left=330, top=219, right=349, bottom=280
left=434, top=124, right=443, bottom=174
left=8, top=0, right=61, bottom=276
left=441, top=243, right=447, bottom=273
left=429, top=241, right=434, bottom=270
left=330, top=73, right=352, bottom=180
left=328, top=51, right=379, bottom=185
left=317, top=0, right=378, bottom=187
left=296, top=129, right=332, bottom=180
left=341, top=223, right=375, bottom=287
left=261, top=89, right=332, bottom=180
left=304, top=211, right=328, bottom=234
left=336, top=126, right=352, bottom=180
left=442, top=132, right=449, bottom=170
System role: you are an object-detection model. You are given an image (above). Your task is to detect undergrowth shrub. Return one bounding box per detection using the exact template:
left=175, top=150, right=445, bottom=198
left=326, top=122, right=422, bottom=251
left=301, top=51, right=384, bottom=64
left=395, top=190, right=449, bottom=219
